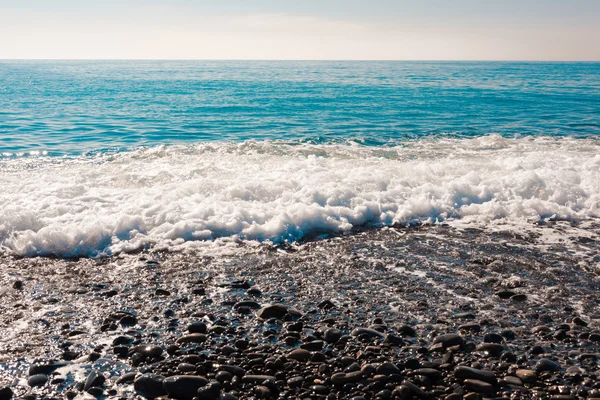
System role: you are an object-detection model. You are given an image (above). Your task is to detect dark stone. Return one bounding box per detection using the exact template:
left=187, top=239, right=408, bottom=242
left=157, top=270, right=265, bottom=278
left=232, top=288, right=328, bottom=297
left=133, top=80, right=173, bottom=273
left=384, top=334, right=404, bottom=346
left=134, top=374, right=167, bottom=400
left=476, top=343, right=504, bottom=357
left=453, top=366, right=497, bottom=384
left=176, top=334, right=207, bottom=344
left=287, top=349, right=311, bottom=362
left=300, top=340, right=323, bottom=351
left=241, top=375, right=276, bottom=384
left=256, top=304, right=288, bottom=319
left=535, top=358, right=560, bottom=372
left=28, top=374, right=48, bottom=387
left=119, top=315, right=138, bottom=326
left=216, top=371, right=233, bottom=383
left=510, top=294, right=527, bottom=302
left=116, top=372, right=137, bottom=385
left=0, top=387, right=13, bottom=400
left=376, top=362, right=400, bottom=375
left=84, top=370, right=105, bottom=391
left=483, top=333, right=503, bottom=344
left=28, top=361, right=70, bottom=376
left=351, top=327, right=385, bottom=339
left=134, top=345, right=163, bottom=358
left=188, top=321, right=208, bottom=334
left=398, top=325, right=417, bottom=336
left=112, top=335, right=134, bottom=346
left=495, top=290, right=516, bottom=299
left=433, top=334, right=464, bottom=348
left=324, top=328, right=341, bottom=343
left=317, top=299, right=335, bottom=309
left=163, top=375, right=208, bottom=400
left=234, top=301, right=260, bottom=310
left=464, top=379, right=494, bottom=393
left=12, top=281, right=23, bottom=290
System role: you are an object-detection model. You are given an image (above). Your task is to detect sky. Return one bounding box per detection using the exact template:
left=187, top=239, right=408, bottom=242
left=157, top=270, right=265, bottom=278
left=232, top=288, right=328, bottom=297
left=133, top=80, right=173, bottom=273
left=1, top=0, right=599, bottom=61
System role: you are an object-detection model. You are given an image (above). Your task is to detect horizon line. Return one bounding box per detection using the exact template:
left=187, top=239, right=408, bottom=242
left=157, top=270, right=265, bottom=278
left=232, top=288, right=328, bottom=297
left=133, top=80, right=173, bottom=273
left=1, top=58, right=599, bottom=63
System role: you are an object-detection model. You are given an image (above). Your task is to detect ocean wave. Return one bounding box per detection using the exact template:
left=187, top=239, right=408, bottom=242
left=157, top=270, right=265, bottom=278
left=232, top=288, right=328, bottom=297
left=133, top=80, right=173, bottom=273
left=1, top=135, right=599, bottom=257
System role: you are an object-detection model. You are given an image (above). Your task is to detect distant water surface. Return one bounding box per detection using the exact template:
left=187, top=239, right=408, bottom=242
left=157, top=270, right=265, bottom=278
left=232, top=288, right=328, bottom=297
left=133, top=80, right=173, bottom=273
left=1, top=61, right=598, bottom=156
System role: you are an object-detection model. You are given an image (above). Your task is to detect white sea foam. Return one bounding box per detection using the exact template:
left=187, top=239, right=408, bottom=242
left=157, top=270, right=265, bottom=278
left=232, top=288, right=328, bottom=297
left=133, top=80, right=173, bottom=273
left=1, top=135, right=599, bottom=257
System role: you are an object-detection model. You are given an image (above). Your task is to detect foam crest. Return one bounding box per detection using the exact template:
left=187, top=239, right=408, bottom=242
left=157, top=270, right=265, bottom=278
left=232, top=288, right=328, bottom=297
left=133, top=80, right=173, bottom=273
left=1, top=136, right=599, bottom=257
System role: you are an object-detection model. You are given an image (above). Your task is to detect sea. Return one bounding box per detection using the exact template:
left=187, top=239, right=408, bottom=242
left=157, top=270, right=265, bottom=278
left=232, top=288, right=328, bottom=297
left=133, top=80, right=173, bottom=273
left=0, top=61, right=599, bottom=258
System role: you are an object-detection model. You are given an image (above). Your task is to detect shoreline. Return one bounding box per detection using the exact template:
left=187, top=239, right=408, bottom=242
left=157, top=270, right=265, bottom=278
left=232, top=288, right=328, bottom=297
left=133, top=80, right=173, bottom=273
left=1, top=223, right=600, bottom=399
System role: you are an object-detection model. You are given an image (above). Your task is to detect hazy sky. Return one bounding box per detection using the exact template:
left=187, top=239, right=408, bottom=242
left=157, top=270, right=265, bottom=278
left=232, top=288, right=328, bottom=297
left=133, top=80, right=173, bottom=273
left=1, top=0, right=599, bottom=60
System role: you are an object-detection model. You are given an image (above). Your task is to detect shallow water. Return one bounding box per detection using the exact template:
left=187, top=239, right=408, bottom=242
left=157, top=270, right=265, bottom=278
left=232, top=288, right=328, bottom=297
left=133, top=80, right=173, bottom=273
left=0, top=61, right=599, bottom=257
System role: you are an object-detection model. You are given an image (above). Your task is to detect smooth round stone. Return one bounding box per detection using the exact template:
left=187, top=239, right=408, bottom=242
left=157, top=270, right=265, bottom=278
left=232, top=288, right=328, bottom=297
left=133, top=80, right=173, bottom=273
left=177, top=363, right=196, bottom=373
left=500, top=329, right=516, bottom=340
left=454, top=366, right=496, bottom=383
left=510, top=294, right=527, bottom=302
left=188, top=322, right=208, bottom=334
left=112, top=335, right=134, bottom=346
left=310, top=385, right=329, bottom=394
left=28, top=361, right=70, bottom=376
left=351, top=327, right=385, bottom=339
left=84, top=370, right=105, bottom=391
left=535, top=358, right=561, bottom=372
left=412, top=368, right=442, bottom=380
left=516, top=369, right=537, bottom=383
left=87, top=387, right=104, bottom=396
left=176, top=334, right=207, bottom=344
left=215, top=371, right=233, bottom=383
left=116, top=372, right=137, bottom=385
left=398, top=325, right=417, bottom=336
left=256, top=304, right=288, bottom=319
left=502, top=376, right=523, bottom=386
left=324, top=328, right=341, bottom=343
left=483, top=333, right=503, bottom=343
left=134, top=374, right=167, bottom=399
left=464, top=379, right=494, bottom=393
left=163, top=375, right=208, bottom=400
left=375, top=389, right=392, bottom=399
left=0, top=387, right=13, bottom=400
left=300, top=340, right=323, bottom=351
left=376, top=362, right=400, bottom=375
left=495, top=290, right=516, bottom=299
left=28, top=374, right=48, bottom=387
left=476, top=343, right=504, bottom=357
left=287, top=376, right=304, bottom=387
left=241, top=375, right=276, bottom=384
left=384, top=333, right=404, bottom=346
left=134, top=345, right=163, bottom=358
left=287, top=349, right=310, bottom=362
left=433, top=334, right=464, bottom=348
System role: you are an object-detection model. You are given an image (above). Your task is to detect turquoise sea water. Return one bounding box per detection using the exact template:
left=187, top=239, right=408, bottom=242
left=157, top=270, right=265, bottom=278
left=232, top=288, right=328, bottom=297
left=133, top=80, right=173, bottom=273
left=1, top=61, right=599, bottom=156
left=1, top=61, right=600, bottom=257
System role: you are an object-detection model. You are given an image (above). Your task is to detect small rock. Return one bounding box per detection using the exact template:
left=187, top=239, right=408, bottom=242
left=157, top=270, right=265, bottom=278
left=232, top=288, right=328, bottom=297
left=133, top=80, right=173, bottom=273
left=516, top=369, right=537, bottom=383
left=454, top=366, right=496, bottom=384
left=188, top=322, right=208, bottom=334
left=464, top=379, right=494, bottom=393
left=287, top=349, right=311, bottom=362
left=28, top=374, right=48, bottom=387
left=535, top=358, right=560, bottom=372
left=176, top=334, right=207, bottom=344
left=256, top=304, right=288, bottom=319
left=433, top=334, right=464, bottom=348
left=134, top=374, right=167, bottom=400
left=163, top=375, right=208, bottom=400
